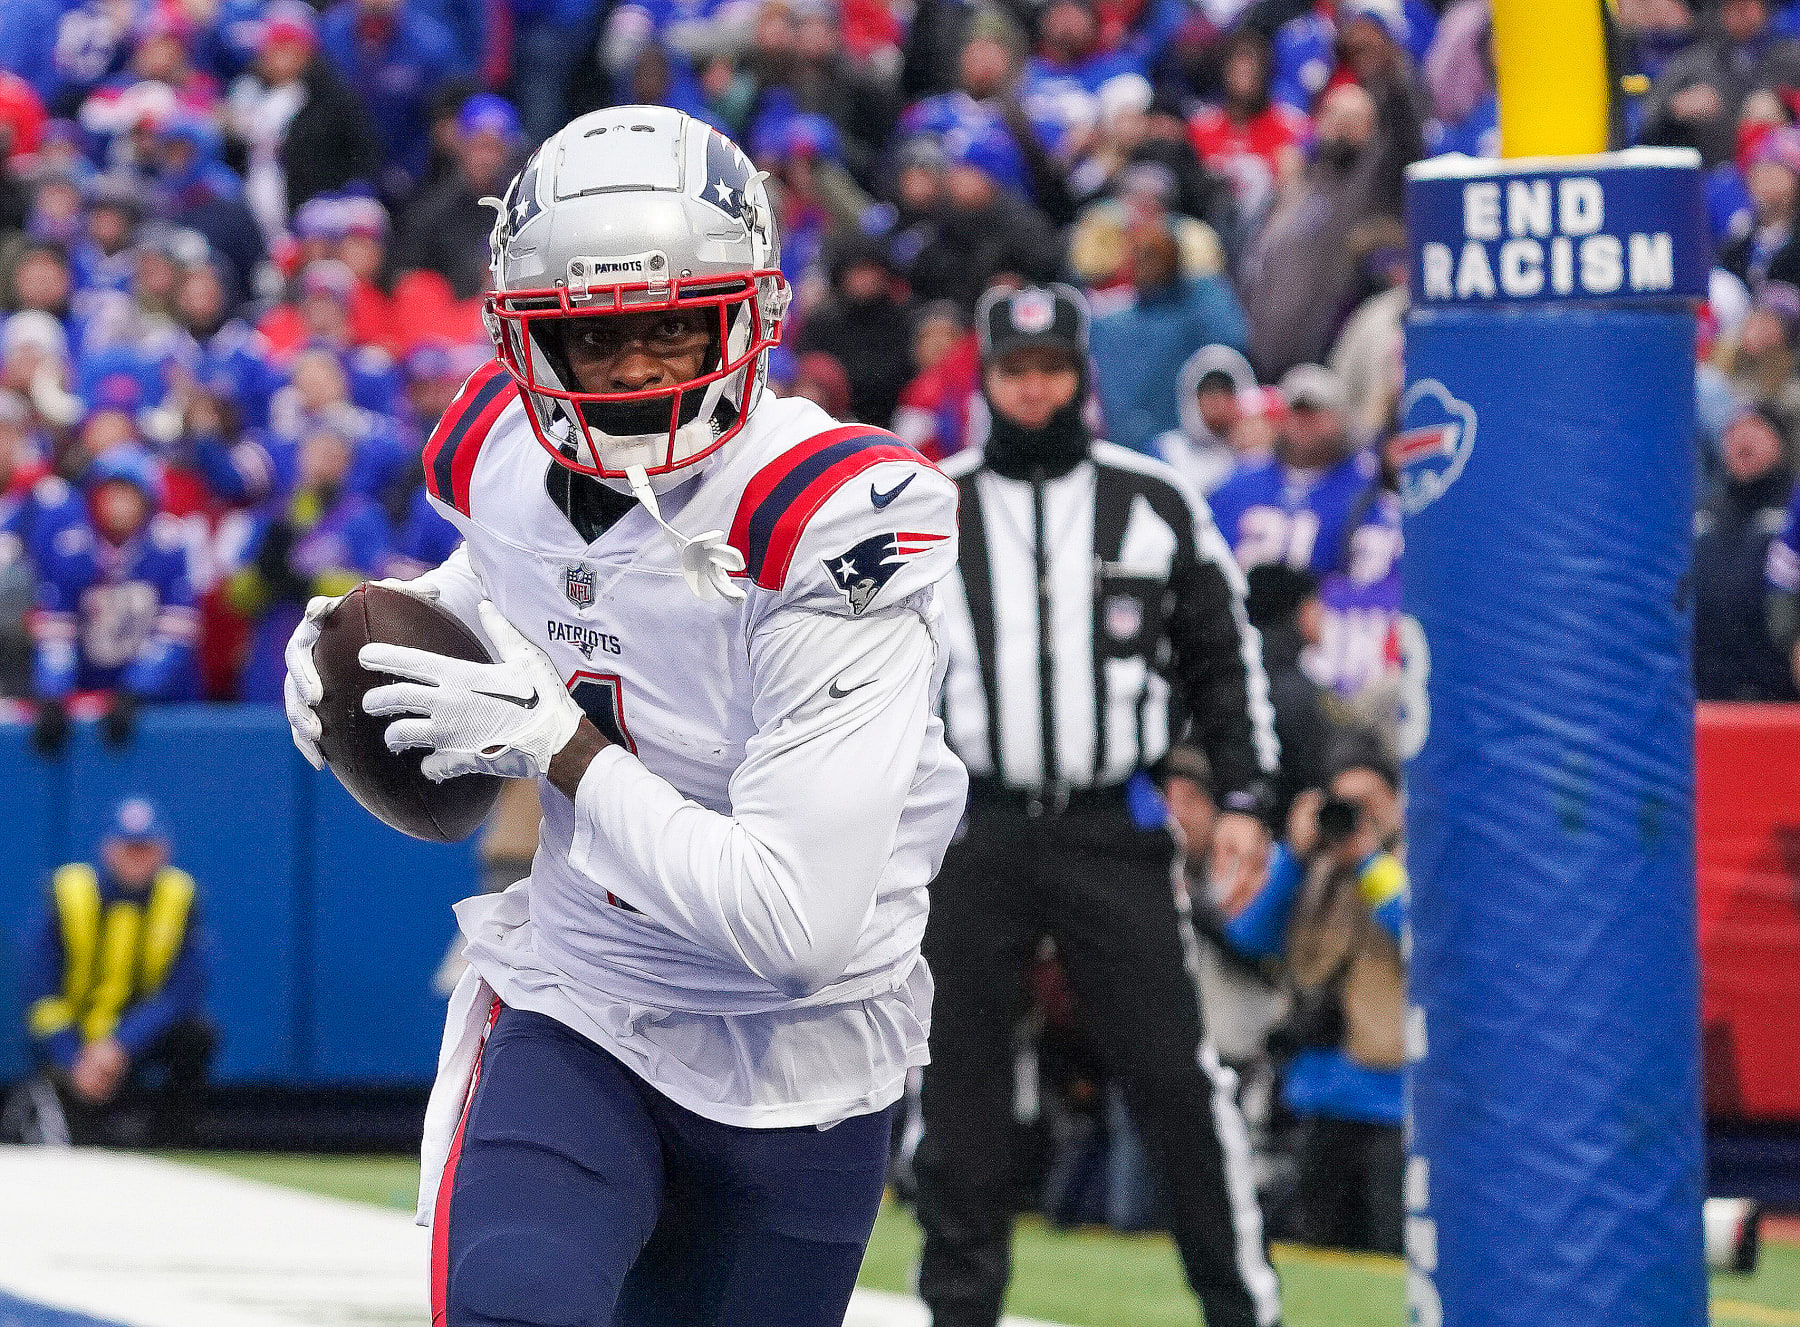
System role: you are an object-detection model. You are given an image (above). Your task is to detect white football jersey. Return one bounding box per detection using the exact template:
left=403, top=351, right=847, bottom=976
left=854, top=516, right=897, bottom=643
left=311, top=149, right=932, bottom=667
left=410, top=362, right=966, bottom=1178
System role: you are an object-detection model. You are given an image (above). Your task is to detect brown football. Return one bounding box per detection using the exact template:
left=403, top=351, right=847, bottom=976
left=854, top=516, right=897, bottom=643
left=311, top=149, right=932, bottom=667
left=313, top=584, right=503, bottom=842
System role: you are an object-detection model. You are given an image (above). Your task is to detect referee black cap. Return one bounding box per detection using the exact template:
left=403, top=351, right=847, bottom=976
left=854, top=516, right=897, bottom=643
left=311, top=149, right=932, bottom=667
left=977, top=283, right=1090, bottom=368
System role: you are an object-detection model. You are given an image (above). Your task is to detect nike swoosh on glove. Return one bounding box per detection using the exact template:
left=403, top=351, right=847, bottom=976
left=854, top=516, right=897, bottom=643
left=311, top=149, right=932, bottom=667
left=360, top=601, right=584, bottom=782
left=284, top=577, right=441, bottom=770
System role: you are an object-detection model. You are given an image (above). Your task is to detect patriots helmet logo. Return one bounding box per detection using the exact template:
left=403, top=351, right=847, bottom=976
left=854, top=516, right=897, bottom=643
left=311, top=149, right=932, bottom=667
left=1395, top=379, right=1478, bottom=515
left=824, top=531, right=948, bottom=615
left=702, top=129, right=758, bottom=229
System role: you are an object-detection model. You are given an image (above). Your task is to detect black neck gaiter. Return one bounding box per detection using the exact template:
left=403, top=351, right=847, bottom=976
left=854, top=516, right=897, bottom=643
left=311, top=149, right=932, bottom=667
left=983, top=393, right=1092, bottom=480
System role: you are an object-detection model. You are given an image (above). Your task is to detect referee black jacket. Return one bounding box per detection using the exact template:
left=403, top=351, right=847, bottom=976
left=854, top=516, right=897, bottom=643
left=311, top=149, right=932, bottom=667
left=934, top=440, right=1279, bottom=813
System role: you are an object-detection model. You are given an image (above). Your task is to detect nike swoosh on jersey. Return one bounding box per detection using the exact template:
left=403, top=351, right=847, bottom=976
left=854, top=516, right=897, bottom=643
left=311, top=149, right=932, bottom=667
left=474, top=688, right=540, bottom=710
left=870, top=473, right=915, bottom=508
left=828, top=676, right=876, bottom=699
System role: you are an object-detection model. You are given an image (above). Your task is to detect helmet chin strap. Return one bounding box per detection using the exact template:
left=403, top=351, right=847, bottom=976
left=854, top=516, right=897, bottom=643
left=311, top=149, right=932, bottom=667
left=624, top=464, right=747, bottom=603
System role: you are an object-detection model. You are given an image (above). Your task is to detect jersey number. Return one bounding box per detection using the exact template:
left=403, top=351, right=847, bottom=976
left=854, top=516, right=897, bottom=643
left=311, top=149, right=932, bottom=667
left=569, top=673, right=637, bottom=753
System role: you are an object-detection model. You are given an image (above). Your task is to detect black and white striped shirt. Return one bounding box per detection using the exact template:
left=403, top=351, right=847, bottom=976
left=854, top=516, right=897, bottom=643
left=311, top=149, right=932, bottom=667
left=936, top=442, right=1279, bottom=809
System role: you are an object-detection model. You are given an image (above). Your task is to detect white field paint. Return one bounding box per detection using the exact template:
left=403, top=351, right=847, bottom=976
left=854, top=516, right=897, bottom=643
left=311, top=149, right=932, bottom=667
left=0, top=1148, right=1067, bottom=1327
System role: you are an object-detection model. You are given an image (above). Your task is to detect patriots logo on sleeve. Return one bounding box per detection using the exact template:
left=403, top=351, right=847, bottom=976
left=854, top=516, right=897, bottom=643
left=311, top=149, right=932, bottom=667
left=824, top=532, right=949, bottom=615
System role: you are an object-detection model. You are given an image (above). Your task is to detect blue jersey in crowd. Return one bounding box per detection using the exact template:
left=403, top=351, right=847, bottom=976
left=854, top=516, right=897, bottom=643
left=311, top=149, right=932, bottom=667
left=1208, top=447, right=1381, bottom=577
left=317, top=0, right=464, bottom=189
left=33, top=514, right=200, bottom=701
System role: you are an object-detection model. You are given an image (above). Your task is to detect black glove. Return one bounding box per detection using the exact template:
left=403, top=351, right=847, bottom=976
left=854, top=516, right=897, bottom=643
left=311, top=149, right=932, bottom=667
left=32, top=698, right=69, bottom=756
left=101, top=691, right=137, bottom=748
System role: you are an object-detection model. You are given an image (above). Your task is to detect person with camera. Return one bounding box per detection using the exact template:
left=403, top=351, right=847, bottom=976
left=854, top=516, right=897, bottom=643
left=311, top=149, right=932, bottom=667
left=1223, top=736, right=1408, bottom=1255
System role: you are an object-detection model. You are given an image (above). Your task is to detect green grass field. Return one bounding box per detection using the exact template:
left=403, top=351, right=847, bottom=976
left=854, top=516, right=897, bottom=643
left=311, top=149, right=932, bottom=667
left=177, top=1154, right=1800, bottom=1326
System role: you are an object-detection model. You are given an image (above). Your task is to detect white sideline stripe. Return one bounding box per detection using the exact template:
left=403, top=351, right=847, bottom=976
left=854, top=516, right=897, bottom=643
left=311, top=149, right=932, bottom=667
left=0, top=1148, right=1068, bottom=1327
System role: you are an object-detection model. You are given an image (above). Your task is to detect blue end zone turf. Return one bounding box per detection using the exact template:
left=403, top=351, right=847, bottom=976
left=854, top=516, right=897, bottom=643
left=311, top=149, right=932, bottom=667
left=0, top=1292, right=132, bottom=1327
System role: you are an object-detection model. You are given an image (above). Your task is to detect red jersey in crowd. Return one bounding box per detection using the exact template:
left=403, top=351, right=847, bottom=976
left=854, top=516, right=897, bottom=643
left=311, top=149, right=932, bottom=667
left=1187, top=101, right=1309, bottom=215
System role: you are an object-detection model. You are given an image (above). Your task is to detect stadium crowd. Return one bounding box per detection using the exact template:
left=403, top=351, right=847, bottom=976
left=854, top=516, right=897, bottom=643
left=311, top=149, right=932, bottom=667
left=2, top=0, right=1799, bottom=1251
left=5, top=0, right=1800, bottom=731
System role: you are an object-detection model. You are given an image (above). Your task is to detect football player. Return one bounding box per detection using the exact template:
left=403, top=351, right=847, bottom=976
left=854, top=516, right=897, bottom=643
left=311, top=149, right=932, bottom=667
left=281, top=107, right=965, bottom=1327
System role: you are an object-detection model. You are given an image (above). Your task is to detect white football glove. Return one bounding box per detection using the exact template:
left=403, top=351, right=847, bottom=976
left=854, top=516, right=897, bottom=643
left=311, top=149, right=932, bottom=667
left=283, top=577, right=441, bottom=770
left=360, top=601, right=584, bottom=782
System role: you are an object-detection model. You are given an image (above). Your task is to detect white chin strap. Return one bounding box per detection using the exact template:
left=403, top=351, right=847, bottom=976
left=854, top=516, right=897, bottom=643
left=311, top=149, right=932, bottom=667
left=624, top=464, right=747, bottom=603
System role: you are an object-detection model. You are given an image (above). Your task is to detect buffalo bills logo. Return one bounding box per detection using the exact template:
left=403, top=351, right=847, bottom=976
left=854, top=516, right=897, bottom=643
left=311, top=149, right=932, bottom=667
left=1395, top=380, right=1478, bottom=515
left=824, top=531, right=948, bottom=615
left=564, top=563, right=596, bottom=609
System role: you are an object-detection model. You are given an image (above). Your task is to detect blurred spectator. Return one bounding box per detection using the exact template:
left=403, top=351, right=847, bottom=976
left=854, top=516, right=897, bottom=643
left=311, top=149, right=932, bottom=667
left=32, top=447, right=199, bottom=753
left=1641, top=0, right=1800, bottom=165
left=1157, top=343, right=1260, bottom=497
left=792, top=349, right=854, bottom=420
left=1694, top=402, right=1800, bottom=701
left=2, top=310, right=72, bottom=409
left=1720, top=125, right=1800, bottom=289
left=318, top=0, right=462, bottom=200
left=6, top=242, right=76, bottom=323
left=1420, top=0, right=1497, bottom=158
left=228, top=422, right=399, bottom=701
left=508, top=0, right=597, bottom=144
left=910, top=134, right=1065, bottom=312
left=1211, top=363, right=1380, bottom=577
left=22, top=796, right=216, bottom=1147
left=1090, top=213, right=1250, bottom=455
left=1716, top=279, right=1800, bottom=417
left=1766, top=481, right=1800, bottom=690
left=392, top=338, right=467, bottom=567
left=794, top=235, right=914, bottom=427
left=1327, top=216, right=1409, bottom=436
left=1225, top=738, right=1408, bottom=1255
left=1241, top=80, right=1419, bottom=378
left=1188, top=29, right=1307, bottom=227
left=1308, top=438, right=1404, bottom=746
left=18, top=159, right=85, bottom=251
left=395, top=94, right=522, bottom=301
left=891, top=299, right=982, bottom=459
left=1020, top=0, right=1148, bottom=158
left=71, top=172, right=144, bottom=312
left=0, top=389, right=50, bottom=697
left=226, top=2, right=383, bottom=242
left=1161, top=744, right=1285, bottom=1089
left=147, top=118, right=265, bottom=303
left=750, top=0, right=898, bottom=190
left=264, top=264, right=404, bottom=416
left=266, top=345, right=408, bottom=505
left=0, top=0, right=62, bottom=107
left=175, top=254, right=284, bottom=431
left=1245, top=561, right=1332, bottom=817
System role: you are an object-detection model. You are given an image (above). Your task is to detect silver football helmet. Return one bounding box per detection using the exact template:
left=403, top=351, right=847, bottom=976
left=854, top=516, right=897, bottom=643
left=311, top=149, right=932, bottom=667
left=484, top=106, right=788, bottom=490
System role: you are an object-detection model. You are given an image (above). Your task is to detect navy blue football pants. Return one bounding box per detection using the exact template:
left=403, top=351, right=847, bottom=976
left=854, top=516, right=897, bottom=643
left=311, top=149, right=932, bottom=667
left=432, top=1006, right=895, bottom=1327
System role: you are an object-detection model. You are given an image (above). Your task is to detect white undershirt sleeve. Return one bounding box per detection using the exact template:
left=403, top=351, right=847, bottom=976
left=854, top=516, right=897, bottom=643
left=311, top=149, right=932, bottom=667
left=568, top=603, right=939, bottom=998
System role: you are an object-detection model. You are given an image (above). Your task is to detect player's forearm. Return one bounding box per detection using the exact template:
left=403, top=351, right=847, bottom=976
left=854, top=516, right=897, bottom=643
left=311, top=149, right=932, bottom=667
left=564, top=612, right=936, bottom=997
left=547, top=718, right=610, bottom=800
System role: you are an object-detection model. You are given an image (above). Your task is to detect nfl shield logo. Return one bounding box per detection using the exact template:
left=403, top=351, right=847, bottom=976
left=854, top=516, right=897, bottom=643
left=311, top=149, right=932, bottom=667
left=1012, top=288, right=1056, bottom=333
left=564, top=563, right=596, bottom=609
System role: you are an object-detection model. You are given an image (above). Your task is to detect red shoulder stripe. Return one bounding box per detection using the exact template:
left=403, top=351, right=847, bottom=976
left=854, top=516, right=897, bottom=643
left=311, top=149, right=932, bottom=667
left=755, top=441, right=925, bottom=590
left=423, top=361, right=514, bottom=516
left=729, top=426, right=934, bottom=589
left=728, top=424, right=876, bottom=555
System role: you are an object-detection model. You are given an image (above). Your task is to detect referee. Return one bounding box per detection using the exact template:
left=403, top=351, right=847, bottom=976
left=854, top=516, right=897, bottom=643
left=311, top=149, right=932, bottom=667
left=917, top=284, right=1283, bottom=1327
